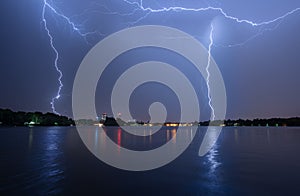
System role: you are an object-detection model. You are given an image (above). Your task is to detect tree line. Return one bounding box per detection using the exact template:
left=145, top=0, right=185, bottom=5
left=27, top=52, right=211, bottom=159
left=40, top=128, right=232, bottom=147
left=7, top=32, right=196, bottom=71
left=200, top=118, right=300, bottom=127
left=0, top=109, right=74, bottom=126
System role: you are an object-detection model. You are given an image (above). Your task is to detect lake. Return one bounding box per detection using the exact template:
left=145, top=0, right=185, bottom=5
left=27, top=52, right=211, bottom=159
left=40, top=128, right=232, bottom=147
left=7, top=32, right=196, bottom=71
left=1, top=126, right=300, bottom=195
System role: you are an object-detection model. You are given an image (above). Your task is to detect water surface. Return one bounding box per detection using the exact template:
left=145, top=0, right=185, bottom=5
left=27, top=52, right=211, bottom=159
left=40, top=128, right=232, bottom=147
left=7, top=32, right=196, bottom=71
left=1, top=126, right=300, bottom=195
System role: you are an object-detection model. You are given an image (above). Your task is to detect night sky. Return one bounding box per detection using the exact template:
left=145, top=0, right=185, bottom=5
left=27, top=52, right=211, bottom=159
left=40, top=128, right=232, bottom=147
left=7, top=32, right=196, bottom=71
left=1, top=0, right=300, bottom=121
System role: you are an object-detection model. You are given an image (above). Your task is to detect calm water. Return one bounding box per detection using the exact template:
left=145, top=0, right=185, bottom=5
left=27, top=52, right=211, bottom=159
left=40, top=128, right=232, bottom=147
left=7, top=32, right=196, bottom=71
left=1, top=126, right=300, bottom=195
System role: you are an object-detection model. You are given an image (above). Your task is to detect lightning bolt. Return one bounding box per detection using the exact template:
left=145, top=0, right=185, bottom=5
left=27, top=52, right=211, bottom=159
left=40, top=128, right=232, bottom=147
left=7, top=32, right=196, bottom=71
left=42, top=0, right=300, bottom=117
left=41, top=0, right=98, bottom=114
left=207, top=23, right=215, bottom=120
left=126, top=1, right=300, bottom=26
left=120, top=0, right=300, bottom=119
left=42, top=2, right=62, bottom=114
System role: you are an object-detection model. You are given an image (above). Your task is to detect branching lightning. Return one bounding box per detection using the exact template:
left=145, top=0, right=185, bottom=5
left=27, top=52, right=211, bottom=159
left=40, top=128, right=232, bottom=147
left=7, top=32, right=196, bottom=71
left=42, top=2, right=62, bottom=114
left=42, top=0, right=300, bottom=116
left=123, top=0, right=300, bottom=27
left=121, top=0, right=300, bottom=120
left=42, top=0, right=96, bottom=114
left=207, top=23, right=215, bottom=120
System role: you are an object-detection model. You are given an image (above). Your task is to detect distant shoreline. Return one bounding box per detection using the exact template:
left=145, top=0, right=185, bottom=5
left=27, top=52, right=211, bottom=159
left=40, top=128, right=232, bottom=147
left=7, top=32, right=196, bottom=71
left=1, top=108, right=299, bottom=127
left=0, top=109, right=74, bottom=127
